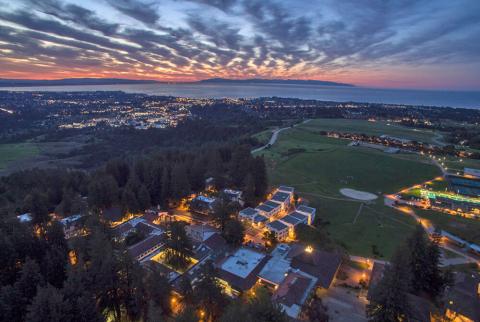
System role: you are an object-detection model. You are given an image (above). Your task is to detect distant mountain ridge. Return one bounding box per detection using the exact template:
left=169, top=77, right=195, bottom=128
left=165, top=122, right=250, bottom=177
left=0, top=77, right=354, bottom=88
left=198, top=77, right=354, bottom=87
left=0, top=78, right=159, bottom=87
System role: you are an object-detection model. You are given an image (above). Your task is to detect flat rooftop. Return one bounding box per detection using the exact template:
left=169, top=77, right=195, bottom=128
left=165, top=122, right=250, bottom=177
left=271, top=191, right=290, bottom=202
left=264, top=200, right=281, bottom=209
left=280, top=214, right=302, bottom=226
left=289, top=211, right=309, bottom=221
left=278, top=186, right=295, bottom=193
left=256, top=203, right=275, bottom=212
left=259, top=245, right=292, bottom=285
left=253, top=214, right=268, bottom=223
left=220, top=248, right=266, bottom=279
left=267, top=220, right=288, bottom=231
left=240, top=207, right=258, bottom=217
left=297, top=205, right=315, bottom=214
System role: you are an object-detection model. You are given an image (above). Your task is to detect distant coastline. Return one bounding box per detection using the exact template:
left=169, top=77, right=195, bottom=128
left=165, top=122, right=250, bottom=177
left=0, top=78, right=159, bottom=87
left=0, top=82, right=478, bottom=109
left=0, top=77, right=354, bottom=88
left=196, top=77, right=354, bottom=87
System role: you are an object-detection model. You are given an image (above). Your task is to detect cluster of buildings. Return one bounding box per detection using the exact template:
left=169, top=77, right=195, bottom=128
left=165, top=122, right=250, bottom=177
left=189, top=187, right=244, bottom=215
left=215, top=243, right=342, bottom=319
left=239, top=186, right=316, bottom=241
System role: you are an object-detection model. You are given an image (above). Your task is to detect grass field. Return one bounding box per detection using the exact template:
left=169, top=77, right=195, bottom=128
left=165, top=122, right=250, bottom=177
left=252, top=129, right=274, bottom=146
left=0, top=143, right=40, bottom=171
left=256, top=119, right=442, bottom=258
left=300, top=119, right=440, bottom=144
left=415, top=209, right=480, bottom=244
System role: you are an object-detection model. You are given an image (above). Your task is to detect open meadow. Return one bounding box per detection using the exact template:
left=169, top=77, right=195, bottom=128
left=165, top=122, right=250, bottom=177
left=256, top=118, right=442, bottom=258
left=0, top=143, right=39, bottom=171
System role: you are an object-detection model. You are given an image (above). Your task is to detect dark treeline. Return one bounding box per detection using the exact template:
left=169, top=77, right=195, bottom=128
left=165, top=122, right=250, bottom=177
left=367, top=225, right=452, bottom=321
left=0, top=142, right=267, bottom=219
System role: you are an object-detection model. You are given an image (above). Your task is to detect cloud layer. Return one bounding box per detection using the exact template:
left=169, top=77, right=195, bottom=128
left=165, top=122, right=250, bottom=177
left=0, top=0, right=479, bottom=89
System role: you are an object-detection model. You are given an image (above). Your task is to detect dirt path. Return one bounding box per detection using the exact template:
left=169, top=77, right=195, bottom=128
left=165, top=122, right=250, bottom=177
left=251, top=119, right=311, bottom=153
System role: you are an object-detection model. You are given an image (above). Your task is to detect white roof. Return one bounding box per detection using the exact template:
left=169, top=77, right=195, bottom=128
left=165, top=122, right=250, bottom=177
left=221, top=248, right=265, bottom=279
left=60, top=214, right=83, bottom=226
left=196, top=195, right=216, bottom=203
left=17, top=213, right=32, bottom=222
left=259, top=255, right=291, bottom=285
left=223, top=189, right=242, bottom=195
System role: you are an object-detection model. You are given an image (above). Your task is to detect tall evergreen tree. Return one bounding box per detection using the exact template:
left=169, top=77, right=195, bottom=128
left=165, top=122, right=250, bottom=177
left=212, top=199, right=232, bottom=232
left=407, top=225, right=450, bottom=298
left=366, top=248, right=411, bottom=322
left=171, top=164, right=190, bottom=199
left=137, top=184, right=151, bottom=211
left=25, top=190, right=49, bottom=225
left=193, top=261, right=228, bottom=321
left=243, top=174, right=256, bottom=206
left=252, top=156, right=268, bottom=198
left=25, top=284, right=70, bottom=322
left=165, top=221, right=193, bottom=270
left=223, top=219, right=245, bottom=246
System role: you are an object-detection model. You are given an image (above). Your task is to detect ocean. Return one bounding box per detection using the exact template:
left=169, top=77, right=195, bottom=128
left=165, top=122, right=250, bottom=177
left=2, top=83, right=480, bottom=109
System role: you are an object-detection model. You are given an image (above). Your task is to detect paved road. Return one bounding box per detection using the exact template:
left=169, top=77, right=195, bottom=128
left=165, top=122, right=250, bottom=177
left=251, top=119, right=311, bottom=153
left=384, top=195, right=479, bottom=265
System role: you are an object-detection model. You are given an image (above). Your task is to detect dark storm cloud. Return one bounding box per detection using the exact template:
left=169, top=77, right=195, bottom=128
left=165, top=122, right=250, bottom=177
left=25, top=0, right=120, bottom=35
left=106, top=0, right=161, bottom=25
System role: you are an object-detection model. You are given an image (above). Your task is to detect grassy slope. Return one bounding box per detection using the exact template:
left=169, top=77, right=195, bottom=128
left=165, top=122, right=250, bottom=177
left=301, top=119, right=439, bottom=144
left=0, top=143, right=39, bottom=170
left=256, top=119, right=442, bottom=258
left=416, top=209, right=480, bottom=244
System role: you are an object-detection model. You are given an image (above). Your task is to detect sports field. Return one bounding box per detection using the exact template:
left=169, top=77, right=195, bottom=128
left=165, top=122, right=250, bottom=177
left=255, top=119, right=442, bottom=258
left=0, top=143, right=39, bottom=171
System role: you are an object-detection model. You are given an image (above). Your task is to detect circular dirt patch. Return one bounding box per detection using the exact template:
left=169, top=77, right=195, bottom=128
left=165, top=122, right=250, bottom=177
left=340, top=188, right=378, bottom=201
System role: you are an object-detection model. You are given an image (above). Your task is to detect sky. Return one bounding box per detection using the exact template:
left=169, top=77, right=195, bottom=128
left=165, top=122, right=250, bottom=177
left=0, top=0, right=479, bottom=90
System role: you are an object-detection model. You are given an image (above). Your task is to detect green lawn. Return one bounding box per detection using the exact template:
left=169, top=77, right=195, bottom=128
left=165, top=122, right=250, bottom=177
left=415, top=209, right=480, bottom=244
left=300, top=118, right=439, bottom=144
left=256, top=119, right=442, bottom=258
left=0, top=143, right=39, bottom=170
left=252, top=129, right=274, bottom=146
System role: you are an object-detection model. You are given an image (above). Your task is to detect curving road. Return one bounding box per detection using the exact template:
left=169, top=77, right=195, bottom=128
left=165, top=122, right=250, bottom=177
left=251, top=119, right=311, bottom=154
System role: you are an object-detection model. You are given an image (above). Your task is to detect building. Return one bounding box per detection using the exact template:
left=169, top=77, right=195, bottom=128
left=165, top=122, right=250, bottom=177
left=259, top=243, right=341, bottom=319
left=128, top=234, right=165, bottom=262
left=258, top=244, right=293, bottom=286
left=239, top=207, right=259, bottom=222
left=266, top=220, right=289, bottom=241
left=447, top=174, right=480, bottom=198
left=17, top=213, right=32, bottom=223
left=270, top=191, right=292, bottom=210
left=60, top=214, right=84, bottom=239
left=192, top=232, right=228, bottom=262
left=287, top=244, right=342, bottom=289
left=465, top=167, right=480, bottom=179
left=190, top=195, right=217, bottom=215
left=296, top=205, right=316, bottom=225
left=252, top=214, right=269, bottom=228
left=279, top=212, right=308, bottom=238
left=255, top=203, right=280, bottom=218
left=278, top=186, right=295, bottom=194
left=443, top=272, right=480, bottom=322
left=272, top=271, right=317, bottom=319
left=216, top=247, right=271, bottom=297
left=185, top=224, right=218, bottom=243
left=222, top=189, right=243, bottom=204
